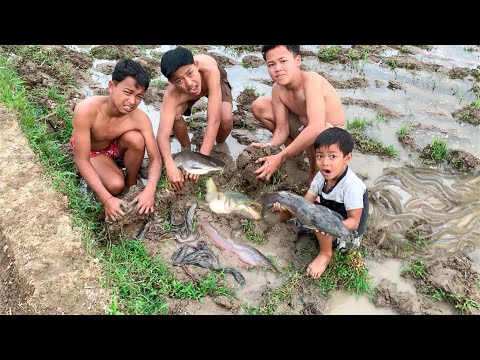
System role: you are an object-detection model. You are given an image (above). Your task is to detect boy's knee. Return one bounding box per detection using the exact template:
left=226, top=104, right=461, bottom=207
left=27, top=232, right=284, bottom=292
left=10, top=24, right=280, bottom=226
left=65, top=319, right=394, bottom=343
left=251, top=96, right=269, bottom=118
left=105, top=176, right=125, bottom=195
left=123, top=130, right=145, bottom=151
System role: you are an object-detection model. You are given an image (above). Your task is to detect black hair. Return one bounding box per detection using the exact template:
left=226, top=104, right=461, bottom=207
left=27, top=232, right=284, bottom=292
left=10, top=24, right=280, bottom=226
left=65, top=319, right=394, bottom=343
left=160, top=46, right=195, bottom=80
left=314, top=127, right=354, bottom=156
left=112, top=58, right=150, bottom=91
left=261, top=45, right=300, bottom=61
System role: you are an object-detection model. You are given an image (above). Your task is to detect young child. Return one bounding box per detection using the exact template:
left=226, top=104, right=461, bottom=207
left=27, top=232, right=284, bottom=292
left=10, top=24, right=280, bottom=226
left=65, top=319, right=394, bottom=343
left=274, top=127, right=368, bottom=279
left=252, top=45, right=346, bottom=186
left=71, top=58, right=162, bottom=222
left=157, top=46, right=234, bottom=191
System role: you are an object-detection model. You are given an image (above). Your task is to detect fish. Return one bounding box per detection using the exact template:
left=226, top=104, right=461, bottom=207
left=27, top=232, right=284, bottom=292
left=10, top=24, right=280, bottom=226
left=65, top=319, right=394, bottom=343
left=205, top=177, right=263, bottom=220
left=258, top=191, right=351, bottom=238
left=201, top=221, right=277, bottom=272
left=173, top=149, right=225, bottom=175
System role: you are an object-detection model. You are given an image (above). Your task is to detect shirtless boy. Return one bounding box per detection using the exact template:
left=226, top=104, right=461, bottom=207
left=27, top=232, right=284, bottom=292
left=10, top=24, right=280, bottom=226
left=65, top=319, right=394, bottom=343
left=71, top=58, right=162, bottom=221
left=156, top=46, right=233, bottom=191
left=251, top=45, right=346, bottom=185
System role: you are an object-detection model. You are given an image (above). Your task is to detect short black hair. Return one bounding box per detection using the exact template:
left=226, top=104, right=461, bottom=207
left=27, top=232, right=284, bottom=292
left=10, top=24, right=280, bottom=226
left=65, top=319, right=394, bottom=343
left=314, top=127, right=354, bottom=156
left=160, top=46, right=194, bottom=80
left=112, top=58, right=150, bottom=91
left=261, top=45, right=300, bottom=61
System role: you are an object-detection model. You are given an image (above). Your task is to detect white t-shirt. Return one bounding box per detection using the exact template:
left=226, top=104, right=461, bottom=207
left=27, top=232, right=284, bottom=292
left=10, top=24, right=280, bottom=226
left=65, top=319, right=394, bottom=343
left=308, top=167, right=368, bottom=235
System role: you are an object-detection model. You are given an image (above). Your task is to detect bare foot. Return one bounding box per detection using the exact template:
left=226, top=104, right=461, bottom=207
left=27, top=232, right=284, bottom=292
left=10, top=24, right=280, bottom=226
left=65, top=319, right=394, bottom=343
left=306, top=254, right=331, bottom=279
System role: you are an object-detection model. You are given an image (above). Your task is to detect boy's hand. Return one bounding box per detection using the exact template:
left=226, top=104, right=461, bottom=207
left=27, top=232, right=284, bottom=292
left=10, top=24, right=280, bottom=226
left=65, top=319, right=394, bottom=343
left=134, top=190, right=155, bottom=215
left=166, top=165, right=185, bottom=191
left=255, top=153, right=282, bottom=181
left=184, top=171, right=200, bottom=183
left=251, top=142, right=272, bottom=149
left=104, top=197, right=126, bottom=222
left=272, top=202, right=286, bottom=212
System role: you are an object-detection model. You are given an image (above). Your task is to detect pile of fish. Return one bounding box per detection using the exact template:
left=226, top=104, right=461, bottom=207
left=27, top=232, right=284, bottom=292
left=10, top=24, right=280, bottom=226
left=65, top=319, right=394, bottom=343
left=172, top=241, right=245, bottom=285
left=258, top=191, right=350, bottom=238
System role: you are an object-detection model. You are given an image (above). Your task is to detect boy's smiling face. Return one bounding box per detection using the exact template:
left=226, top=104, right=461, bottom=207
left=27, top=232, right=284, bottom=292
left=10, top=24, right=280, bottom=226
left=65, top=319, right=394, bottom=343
left=170, top=61, right=202, bottom=96
left=315, top=144, right=352, bottom=180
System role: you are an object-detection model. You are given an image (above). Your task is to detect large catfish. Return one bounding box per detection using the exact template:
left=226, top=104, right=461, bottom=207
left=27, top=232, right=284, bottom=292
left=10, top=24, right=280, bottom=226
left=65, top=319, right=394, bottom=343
left=258, top=191, right=350, bottom=238
left=173, top=149, right=225, bottom=175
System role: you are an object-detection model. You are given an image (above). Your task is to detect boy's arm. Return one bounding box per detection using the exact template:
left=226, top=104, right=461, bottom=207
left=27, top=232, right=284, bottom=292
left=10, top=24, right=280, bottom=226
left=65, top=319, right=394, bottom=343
left=343, top=208, right=362, bottom=231
left=135, top=112, right=162, bottom=214
left=278, top=77, right=325, bottom=162
left=157, top=91, right=185, bottom=190
left=199, top=67, right=222, bottom=155
left=72, top=106, right=113, bottom=205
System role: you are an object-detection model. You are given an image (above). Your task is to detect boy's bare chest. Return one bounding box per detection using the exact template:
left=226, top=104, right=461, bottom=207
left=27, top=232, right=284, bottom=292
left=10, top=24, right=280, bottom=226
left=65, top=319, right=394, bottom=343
left=91, top=117, right=132, bottom=142
left=281, top=91, right=307, bottom=116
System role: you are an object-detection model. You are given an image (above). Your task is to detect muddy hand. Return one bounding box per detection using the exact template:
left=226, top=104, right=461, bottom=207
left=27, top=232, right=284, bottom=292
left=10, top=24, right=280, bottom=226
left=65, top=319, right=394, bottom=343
left=168, top=167, right=185, bottom=191
left=104, top=197, right=126, bottom=222
left=255, top=154, right=281, bottom=181
left=251, top=142, right=271, bottom=149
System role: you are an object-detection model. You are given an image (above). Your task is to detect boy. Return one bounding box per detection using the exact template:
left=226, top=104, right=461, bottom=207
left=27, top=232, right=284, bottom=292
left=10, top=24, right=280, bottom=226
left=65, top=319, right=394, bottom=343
left=71, top=58, right=162, bottom=222
left=273, top=127, right=368, bottom=279
left=252, top=45, right=346, bottom=185
left=157, top=46, right=233, bottom=191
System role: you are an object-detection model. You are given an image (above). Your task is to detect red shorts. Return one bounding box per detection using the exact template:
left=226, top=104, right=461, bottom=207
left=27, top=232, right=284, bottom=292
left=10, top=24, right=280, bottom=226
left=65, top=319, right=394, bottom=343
left=69, top=135, right=122, bottom=159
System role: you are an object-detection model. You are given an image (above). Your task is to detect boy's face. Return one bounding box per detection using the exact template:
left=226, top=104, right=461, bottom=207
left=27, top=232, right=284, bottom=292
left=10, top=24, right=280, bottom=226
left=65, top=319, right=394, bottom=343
left=108, top=76, right=145, bottom=114
left=265, top=46, right=301, bottom=86
left=169, top=61, right=202, bottom=96
left=315, top=144, right=352, bottom=180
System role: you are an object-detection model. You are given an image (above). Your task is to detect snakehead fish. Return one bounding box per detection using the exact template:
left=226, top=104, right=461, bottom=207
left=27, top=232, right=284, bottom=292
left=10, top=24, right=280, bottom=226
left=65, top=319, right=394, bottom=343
left=258, top=191, right=350, bottom=238
left=205, top=177, right=262, bottom=220
left=173, top=149, right=225, bottom=174
left=201, top=221, right=277, bottom=272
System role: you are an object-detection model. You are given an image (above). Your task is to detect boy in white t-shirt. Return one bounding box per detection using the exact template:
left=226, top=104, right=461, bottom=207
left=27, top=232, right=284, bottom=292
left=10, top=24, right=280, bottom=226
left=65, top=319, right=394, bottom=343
left=273, top=127, right=368, bottom=279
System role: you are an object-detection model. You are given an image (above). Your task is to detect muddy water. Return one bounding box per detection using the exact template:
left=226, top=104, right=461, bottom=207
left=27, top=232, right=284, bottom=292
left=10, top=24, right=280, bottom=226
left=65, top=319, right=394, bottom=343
left=77, top=45, right=479, bottom=315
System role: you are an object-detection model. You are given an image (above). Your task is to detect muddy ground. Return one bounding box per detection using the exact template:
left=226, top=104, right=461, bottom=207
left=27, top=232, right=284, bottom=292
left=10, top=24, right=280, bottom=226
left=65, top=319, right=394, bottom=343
left=1, top=45, right=479, bottom=315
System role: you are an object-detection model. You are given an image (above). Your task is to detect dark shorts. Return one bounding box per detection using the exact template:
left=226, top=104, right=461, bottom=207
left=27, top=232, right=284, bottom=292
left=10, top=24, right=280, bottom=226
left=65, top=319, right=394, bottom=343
left=288, top=112, right=345, bottom=139
left=183, top=64, right=232, bottom=116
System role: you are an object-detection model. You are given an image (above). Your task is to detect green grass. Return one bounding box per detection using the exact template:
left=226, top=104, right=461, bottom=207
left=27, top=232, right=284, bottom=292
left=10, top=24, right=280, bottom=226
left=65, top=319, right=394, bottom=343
left=103, top=238, right=233, bottom=314
left=243, top=272, right=303, bottom=314
left=316, top=251, right=372, bottom=296
left=471, top=98, right=480, bottom=109
left=405, top=228, right=432, bottom=248
left=424, top=137, right=450, bottom=162
left=347, top=117, right=372, bottom=132
left=242, top=220, right=266, bottom=245
left=0, top=49, right=234, bottom=315
left=402, top=259, right=427, bottom=280
left=396, top=122, right=413, bottom=140
left=317, top=46, right=340, bottom=62
left=156, top=168, right=170, bottom=190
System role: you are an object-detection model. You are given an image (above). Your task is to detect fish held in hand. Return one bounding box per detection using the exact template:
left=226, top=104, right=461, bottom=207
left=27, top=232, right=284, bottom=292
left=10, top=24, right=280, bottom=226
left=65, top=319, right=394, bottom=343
left=205, top=177, right=262, bottom=220
left=258, top=191, right=350, bottom=238
left=173, top=149, right=225, bottom=175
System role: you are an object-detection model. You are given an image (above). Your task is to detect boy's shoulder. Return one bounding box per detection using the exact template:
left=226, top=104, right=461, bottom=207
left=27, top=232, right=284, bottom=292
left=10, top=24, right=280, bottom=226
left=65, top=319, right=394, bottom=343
left=74, top=95, right=104, bottom=114
left=344, top=168, right=367, bottom=189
